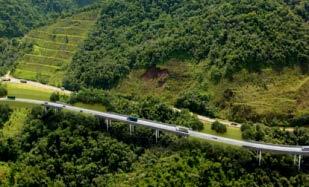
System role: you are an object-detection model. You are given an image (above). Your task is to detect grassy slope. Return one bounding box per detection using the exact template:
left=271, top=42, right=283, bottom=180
left=113, top=60, right=203, bottom=104
left=73, top=102, right=106, bottom=112
left=1, top=83, right=107, bottom=112
left=114, top=60, right=309, bottom=125
left=212, top=68, right=309, bottom=120
left=5, top=83, right=53, bottom=100
left=1, top=108, right=29, bottom=138
left=202, top=123, right=242, bottom=140
left=13, top=10, right=99, bottom=87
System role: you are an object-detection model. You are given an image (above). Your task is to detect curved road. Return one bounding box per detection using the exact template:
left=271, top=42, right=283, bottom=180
left=1, top=97, right=308, bottom=156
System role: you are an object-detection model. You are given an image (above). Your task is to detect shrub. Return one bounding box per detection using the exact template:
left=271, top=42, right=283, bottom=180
left=211, top=121, right=227, bottom=134
left=210, top=67, right=222, bottom=84
left=0, top=104, right=12, bottom=127
left=290, top=114, right=309, bottom=126
left=172, top=109, right=204, bottom=131
left=176, top=90, right=215, bottom=117
left=0, top=85, right=7, bottom=97
left=50, top=92, right=60, bottom=102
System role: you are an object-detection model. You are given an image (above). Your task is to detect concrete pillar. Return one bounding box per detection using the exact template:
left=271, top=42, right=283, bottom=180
left=293, top=155, right=297, bottom=166
left=155, top=129, right=159, bottom=143
left=129, top=124, right=133, bottom=135
left=105, top=119, right=110, bottom=131
left=258, top=150, right=262, bottom=166
left=298, top=155, right=302, bottom=171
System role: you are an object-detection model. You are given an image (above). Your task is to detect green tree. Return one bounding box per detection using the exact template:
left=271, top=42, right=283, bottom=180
left=211, top=121, right=227, bottom=134
left=0, top=85, right=7, bottom=97
left=0, top=104, right=12, bottom=127
left=49, top=92, right=60, bottom=102
left=176, top=90, right=215, bottom=117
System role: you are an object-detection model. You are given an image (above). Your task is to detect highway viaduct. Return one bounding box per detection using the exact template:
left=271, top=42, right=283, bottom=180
left=1, top=98, right=308, bottom=170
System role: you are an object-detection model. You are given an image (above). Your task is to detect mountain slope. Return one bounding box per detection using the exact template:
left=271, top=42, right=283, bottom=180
left=12, top=9, right=99, bottom=86
left=0, top=0, right=99, bottom=38
left=65, top=0, right=308, bottom=90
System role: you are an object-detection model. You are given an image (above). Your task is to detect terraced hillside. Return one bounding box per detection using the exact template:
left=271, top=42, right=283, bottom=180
left=13, top=10, right=99, bottom=86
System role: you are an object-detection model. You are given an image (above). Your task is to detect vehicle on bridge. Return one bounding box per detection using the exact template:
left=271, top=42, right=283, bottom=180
left=20, top=80, right=27, bottom=83
left=127, top=116, right=138, bottom=122
left=302, top=147, right=309, bottom=152
left=176, top=126, right=189, bottom=134
left=56, top=101, right=67, bottom=108
left=7, top=96, right=16, bottom=100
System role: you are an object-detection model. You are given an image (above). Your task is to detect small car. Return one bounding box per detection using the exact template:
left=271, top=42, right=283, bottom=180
left=175, top=126, right=189, bottom=133
left=127, top=116, right=138, bottom=122
left=1, top=78, right=10, bottom=81
left=7, top=96, right=16, bottom=100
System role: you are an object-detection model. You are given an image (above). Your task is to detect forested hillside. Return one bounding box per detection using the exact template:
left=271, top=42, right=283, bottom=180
left=65, top=0, right=308, bottom=90
left=0, top=39, right=32, bottom=75
left=0, top=0, right=99, bottom=38
left=284, top=0, right=309, bottom=21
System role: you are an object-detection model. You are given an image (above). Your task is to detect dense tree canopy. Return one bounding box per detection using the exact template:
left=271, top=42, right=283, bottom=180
left=66, top=0, right=309, bottom=89
left=176, top=90, right=215, bottom=117
left=0, top=0, right=99, bottom=38
left=241, top=123, right=309, bottom=145
left=0, top=104, right=11, bottom=128
left=0, top=38, right=32, bottom=75
left=284, top=0, right=309, bottom=21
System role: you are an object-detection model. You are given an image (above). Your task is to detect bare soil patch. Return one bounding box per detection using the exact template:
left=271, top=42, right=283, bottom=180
left=142, top=66, right=169, bottom=80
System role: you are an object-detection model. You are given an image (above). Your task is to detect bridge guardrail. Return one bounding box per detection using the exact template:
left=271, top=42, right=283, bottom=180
left=246, top=140, right=304, bottom=148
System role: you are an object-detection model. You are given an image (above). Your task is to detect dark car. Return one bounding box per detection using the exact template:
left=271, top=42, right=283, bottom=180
left=302, top=147, right=309, bottom=151
left=127, top=116, right=138, bottom=122
left=1, top=78, right=10, bottom=82
left=20, top=80, right=27, bottom=83
left=7, top=96, right=16, bottom=100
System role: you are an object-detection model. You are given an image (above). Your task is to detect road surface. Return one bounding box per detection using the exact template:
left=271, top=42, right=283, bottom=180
left=1, top=97, right=308, bottom=156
